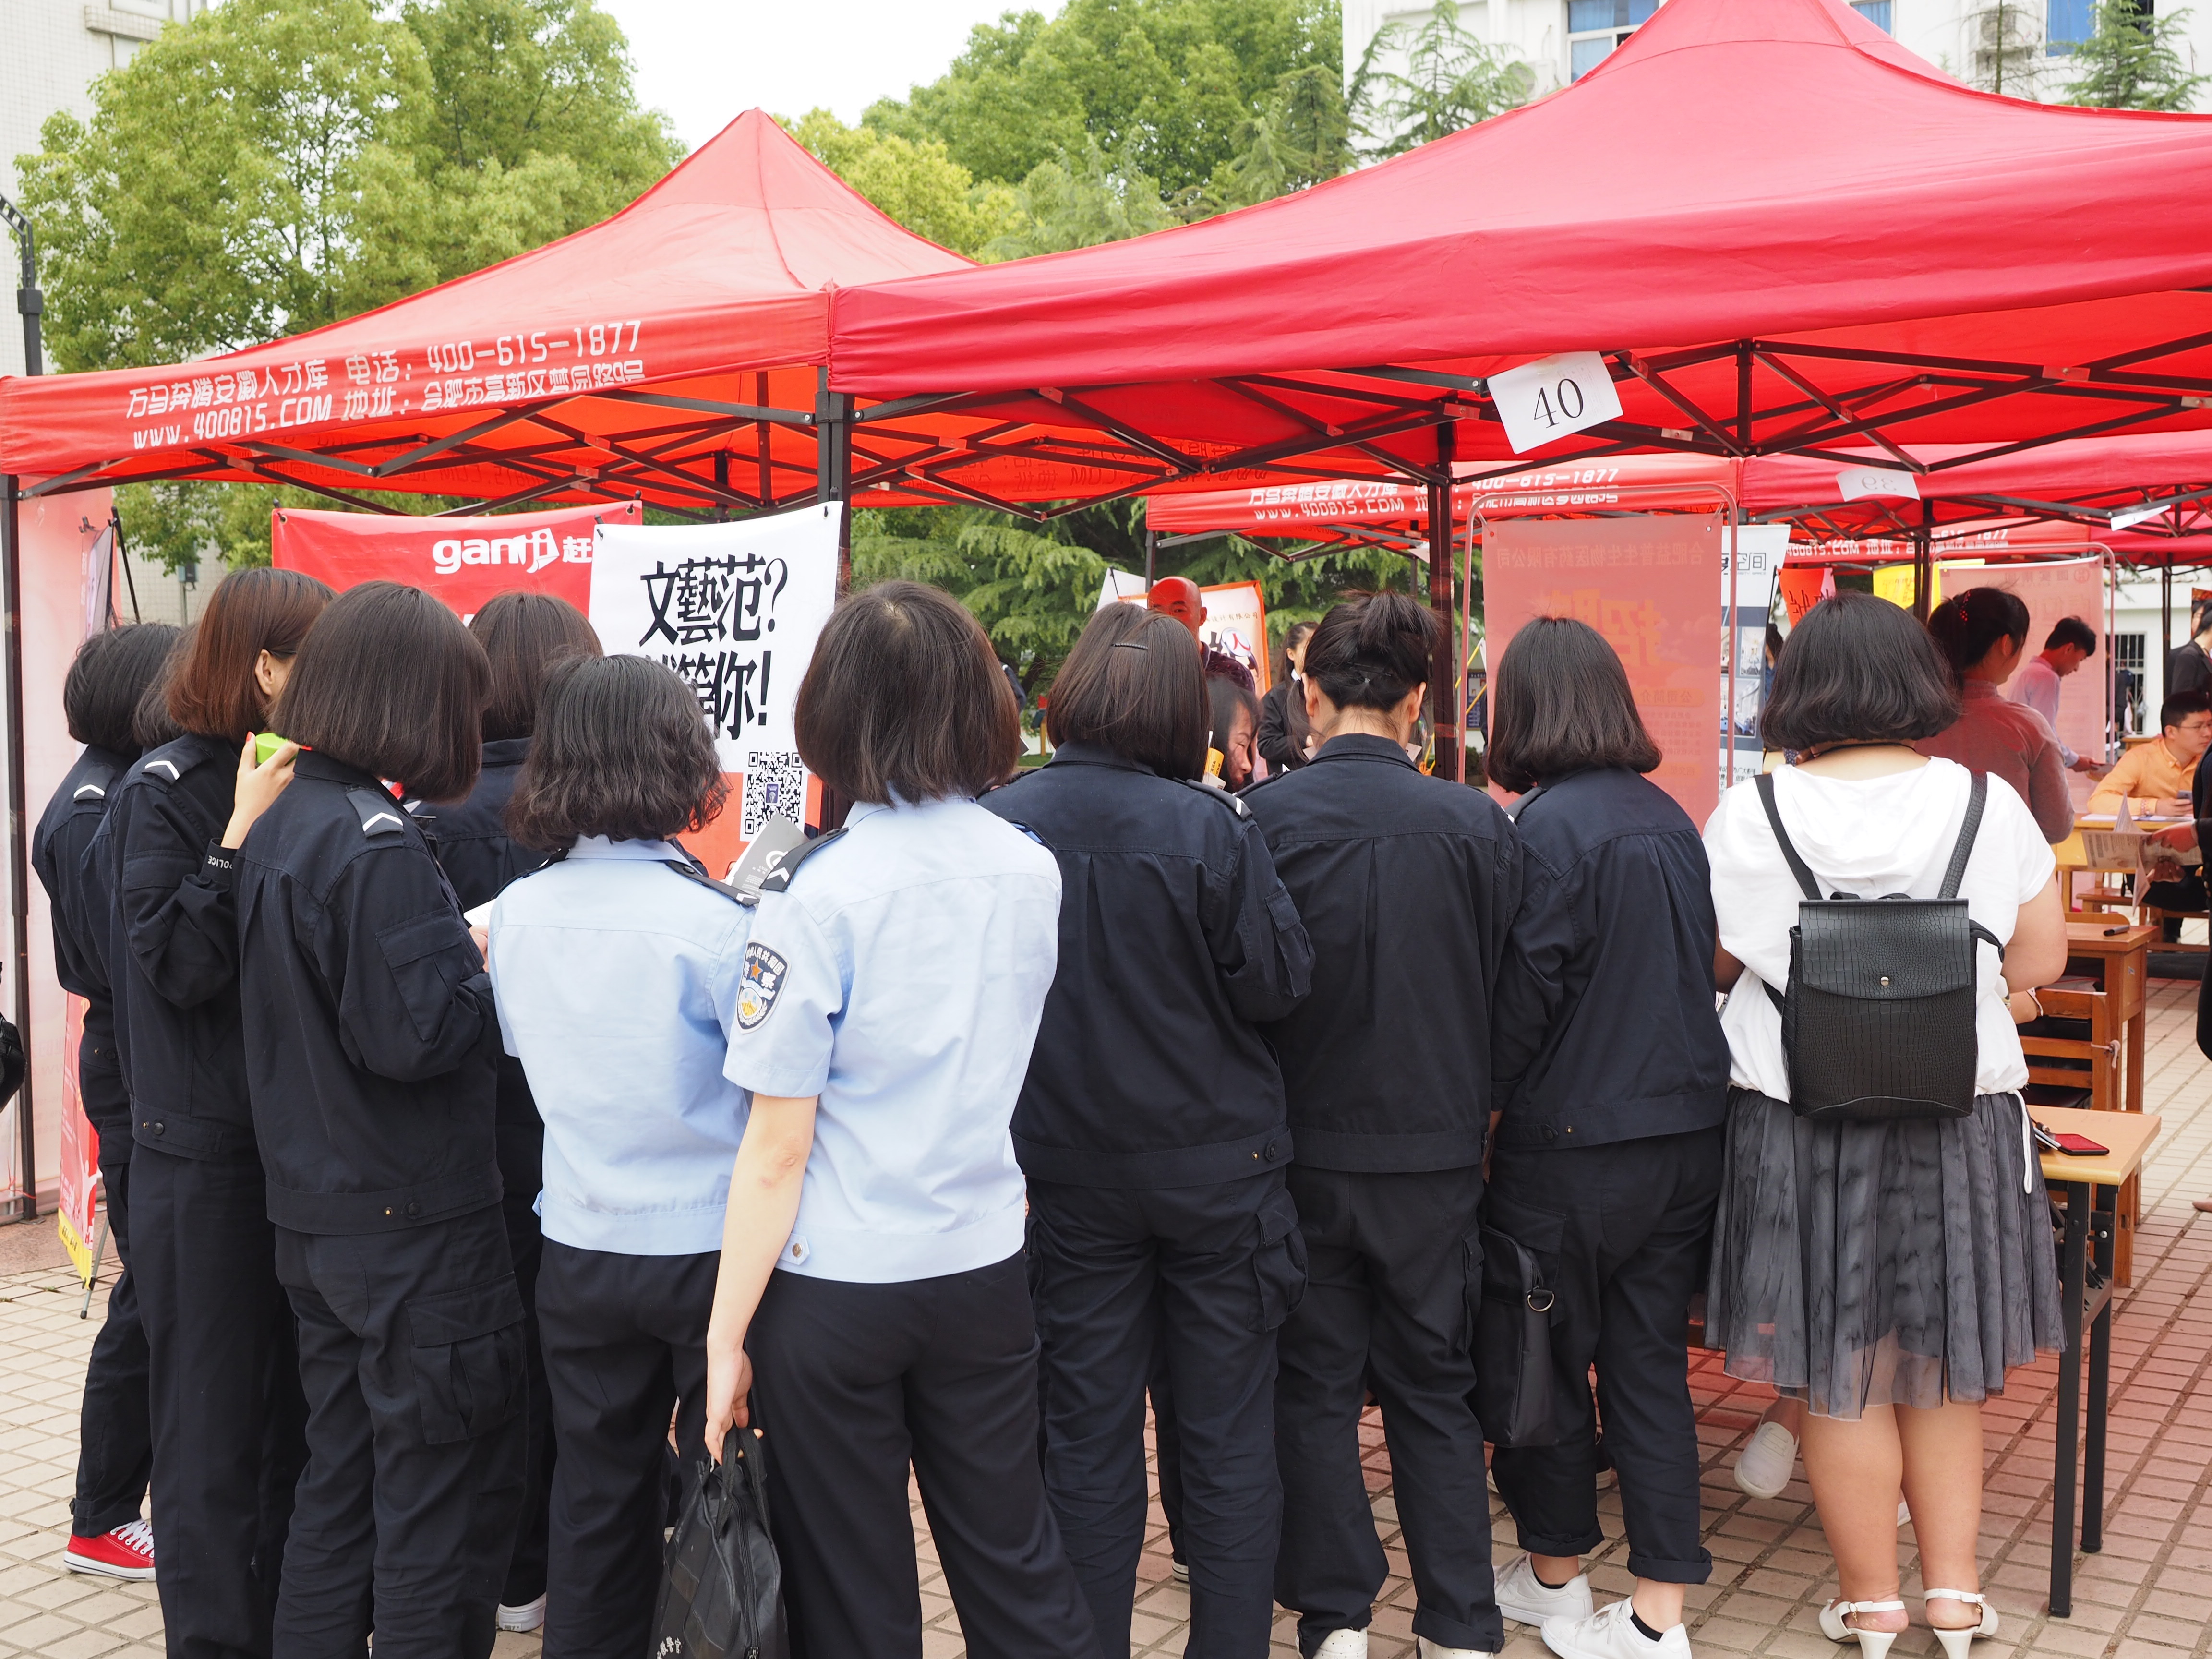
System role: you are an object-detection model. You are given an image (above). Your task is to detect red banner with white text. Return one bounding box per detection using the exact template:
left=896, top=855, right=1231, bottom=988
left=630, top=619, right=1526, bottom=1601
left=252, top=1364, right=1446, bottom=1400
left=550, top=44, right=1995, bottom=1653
left=272, top=501, right=641, bottom=618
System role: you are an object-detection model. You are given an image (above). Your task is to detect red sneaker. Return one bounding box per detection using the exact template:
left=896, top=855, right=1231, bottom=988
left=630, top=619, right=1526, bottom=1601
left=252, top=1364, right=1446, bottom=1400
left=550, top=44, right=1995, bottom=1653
left=63, top=1518, right=156, bottom=1580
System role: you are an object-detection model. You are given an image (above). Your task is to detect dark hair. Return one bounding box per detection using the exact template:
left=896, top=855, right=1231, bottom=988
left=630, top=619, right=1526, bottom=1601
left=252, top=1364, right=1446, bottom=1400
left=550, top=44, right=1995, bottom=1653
left=271, top=582, right=490, bottom=803
left=795, top=581, right=1020, bottom=804
left=1304, top=592, right=1438, bottom=711
left=63, top=623, right=182, bottom=754
left=1207, top=672, right=1261, bottom=757
left=1485, top=617, right=1663, bottom=793
left=1274, top=619, right=1317, bottom=685
left=2045, top=616, right=2097, bottom=657
left=1926, top=586, right=2030, bottom=686
left=507, top=655, right=727, bottom=849
left=470, top=591, right=602, bottom=742
left=2160, top=688, right=2212, bottom=731
left=1045, top=605, right=1209, bottom=778
left=1761, top=590, right=1960, bottom=752
left=166, top=567, right=333, bottom=743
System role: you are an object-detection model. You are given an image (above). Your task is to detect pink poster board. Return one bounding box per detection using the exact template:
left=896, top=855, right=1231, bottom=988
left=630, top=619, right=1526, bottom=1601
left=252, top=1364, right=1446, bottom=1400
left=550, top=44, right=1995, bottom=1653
left=1483, top=514, right=1724, bottom=826
left=1939, top=556, right=2106, bottom=765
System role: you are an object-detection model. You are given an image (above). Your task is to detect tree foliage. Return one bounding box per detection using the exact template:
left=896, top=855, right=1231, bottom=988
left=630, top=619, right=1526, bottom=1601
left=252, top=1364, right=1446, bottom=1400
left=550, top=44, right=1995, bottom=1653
left=783, top=110, right=1017, bottom=259
left=1349, top=0, right=1531, bottom=159
left=2061, top=0, right=2208, bottom=108
left=985, top=139, right=1178, bottom=260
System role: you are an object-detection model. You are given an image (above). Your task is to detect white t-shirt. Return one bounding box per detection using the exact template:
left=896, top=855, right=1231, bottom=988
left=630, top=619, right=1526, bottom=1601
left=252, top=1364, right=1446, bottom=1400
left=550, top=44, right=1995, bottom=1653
left=1704, top=758, right=2056, bottom=1100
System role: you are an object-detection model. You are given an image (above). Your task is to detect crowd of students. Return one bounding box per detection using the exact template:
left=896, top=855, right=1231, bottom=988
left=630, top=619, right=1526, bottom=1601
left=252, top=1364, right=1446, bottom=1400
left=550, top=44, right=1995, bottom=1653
left=36, top=569, right=2074, bottom=1659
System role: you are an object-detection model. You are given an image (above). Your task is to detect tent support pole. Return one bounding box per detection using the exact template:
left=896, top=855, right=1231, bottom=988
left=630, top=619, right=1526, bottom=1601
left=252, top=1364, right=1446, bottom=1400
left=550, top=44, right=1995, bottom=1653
left=1912, top=499, right=1934, bottom=621
left=1427, top=423, right=1460, bottom=782
left=814, top=373, right=856, bottom=833
left=2161, top=554, right=2174, bottom=704
left=1144, top=529, right=1157, bottom=587
left=1, top=475, right=32, bottom=1221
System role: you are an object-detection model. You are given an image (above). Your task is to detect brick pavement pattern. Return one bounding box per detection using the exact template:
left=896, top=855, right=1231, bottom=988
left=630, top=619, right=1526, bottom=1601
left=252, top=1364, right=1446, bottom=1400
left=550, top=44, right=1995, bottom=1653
left=2, top=984, right=2207, bottom=1659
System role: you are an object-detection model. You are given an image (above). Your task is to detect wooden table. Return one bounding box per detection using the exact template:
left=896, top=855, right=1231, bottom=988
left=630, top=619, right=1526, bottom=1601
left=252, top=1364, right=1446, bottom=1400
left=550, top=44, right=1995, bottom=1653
left=2036, top=1105, right=2161, bottom=1620
left=2062, top=921, right=2155, bottom=1116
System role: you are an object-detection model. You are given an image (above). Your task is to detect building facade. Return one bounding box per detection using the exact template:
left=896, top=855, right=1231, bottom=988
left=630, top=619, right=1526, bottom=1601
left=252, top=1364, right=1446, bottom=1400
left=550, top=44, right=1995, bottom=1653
left=1344, top=0, right=2211, bottom=112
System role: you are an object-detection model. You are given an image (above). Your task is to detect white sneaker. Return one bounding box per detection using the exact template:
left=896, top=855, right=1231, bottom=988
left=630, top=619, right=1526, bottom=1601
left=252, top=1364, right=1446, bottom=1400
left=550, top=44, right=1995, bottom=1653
left=1497, top=1553, right=1596, bottom=1626
left=1732, top=1420, right=1798, bottom=1499
left=1419, top=1639, right=1503, bottom=1657
left=1897, top=1499, right=1911, bottom=1527
left=496, top=1593, right=546, bottom=1632
left=1543, top=1599, right=1693, bottom=1659
left=1313, top=1631, right=1369, bottom=1659
left=1170, top=1558, right=1190, bottom=1585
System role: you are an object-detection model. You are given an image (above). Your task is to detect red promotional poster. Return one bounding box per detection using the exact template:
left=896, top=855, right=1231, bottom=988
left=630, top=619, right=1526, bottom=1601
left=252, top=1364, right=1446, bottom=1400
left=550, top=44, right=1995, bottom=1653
left=273, top=501, right=641, bottom=617
left=1483, top=514, right=1726, bottom=827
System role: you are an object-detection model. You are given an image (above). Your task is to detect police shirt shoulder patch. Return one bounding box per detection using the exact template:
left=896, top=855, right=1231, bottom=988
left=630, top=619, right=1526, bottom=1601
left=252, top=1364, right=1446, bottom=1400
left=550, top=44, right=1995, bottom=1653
left=736, top=942, right=789, bottom=1031
left=347, top=788, right=408, bottom=838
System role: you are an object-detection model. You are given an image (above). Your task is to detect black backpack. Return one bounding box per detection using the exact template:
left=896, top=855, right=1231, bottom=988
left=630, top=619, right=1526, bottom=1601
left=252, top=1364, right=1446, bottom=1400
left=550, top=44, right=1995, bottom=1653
left=1755, top=770, right=2002, bottom=1122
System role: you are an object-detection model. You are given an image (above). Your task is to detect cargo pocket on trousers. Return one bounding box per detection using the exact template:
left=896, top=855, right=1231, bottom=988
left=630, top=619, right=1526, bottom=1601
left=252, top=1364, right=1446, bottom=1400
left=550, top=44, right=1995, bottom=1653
left=1248, top=1185, right=1308, bottom=1334
left=408, top=1275, right=528, bottom=1445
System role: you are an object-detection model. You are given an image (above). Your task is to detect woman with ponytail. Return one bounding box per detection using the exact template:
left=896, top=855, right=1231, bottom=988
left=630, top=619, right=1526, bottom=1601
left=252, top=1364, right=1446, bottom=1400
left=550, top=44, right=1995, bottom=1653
left=1241, top=591, right=1519, bottom=1659
left=1916, top=588, right=2074, bottom=842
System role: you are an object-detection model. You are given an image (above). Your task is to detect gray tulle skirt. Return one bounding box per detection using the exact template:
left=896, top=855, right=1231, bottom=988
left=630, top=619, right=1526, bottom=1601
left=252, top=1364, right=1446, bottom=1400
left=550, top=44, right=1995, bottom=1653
left=1704, top=1087, right=2065, bottom=1420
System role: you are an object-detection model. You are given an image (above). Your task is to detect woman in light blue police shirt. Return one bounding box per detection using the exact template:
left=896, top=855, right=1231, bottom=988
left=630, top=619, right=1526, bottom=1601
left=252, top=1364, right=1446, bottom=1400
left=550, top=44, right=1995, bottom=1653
left=486, top=653, right=741, bottom=1659
left=703, top=581, right=1100, bottom=1659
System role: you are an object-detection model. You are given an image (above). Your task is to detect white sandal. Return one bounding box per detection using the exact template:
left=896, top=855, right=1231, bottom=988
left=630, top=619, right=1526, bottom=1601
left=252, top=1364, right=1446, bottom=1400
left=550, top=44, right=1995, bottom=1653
left=1922, top=1590, right=1997, bottom=1659
left=1818, top=1599, right=1906, bottom=1659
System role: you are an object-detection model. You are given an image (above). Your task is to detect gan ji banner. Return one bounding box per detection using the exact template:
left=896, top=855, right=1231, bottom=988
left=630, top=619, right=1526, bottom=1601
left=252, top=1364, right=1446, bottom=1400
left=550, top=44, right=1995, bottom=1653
left=1483, top=514, right=1725, bottom=826
left=590, top=505, right=840, bottom=877
left=274, top=501, right=640, bottom=617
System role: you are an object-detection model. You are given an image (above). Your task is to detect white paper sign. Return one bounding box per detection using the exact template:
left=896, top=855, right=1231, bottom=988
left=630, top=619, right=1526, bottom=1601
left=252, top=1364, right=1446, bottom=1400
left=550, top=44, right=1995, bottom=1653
left=1488, top=352, right=1624, bottom=455
left=590, top=505, right=840, bottom=839
left=2110, top=501, right=2166, bottom=531
left=1836, top=465, right=1920, bottom=501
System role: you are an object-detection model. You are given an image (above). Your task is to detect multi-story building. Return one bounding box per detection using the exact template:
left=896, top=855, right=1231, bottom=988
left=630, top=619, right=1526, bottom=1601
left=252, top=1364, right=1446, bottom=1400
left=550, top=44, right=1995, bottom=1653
left=1344, top=0, right=2211, bottom=111
left=1, top=0, right=210, bottom=378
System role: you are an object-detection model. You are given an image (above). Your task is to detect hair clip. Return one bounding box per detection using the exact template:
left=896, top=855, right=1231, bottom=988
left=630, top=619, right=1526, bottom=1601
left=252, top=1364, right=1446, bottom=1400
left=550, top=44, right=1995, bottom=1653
left=1111, top=641, right=1149, bottom=651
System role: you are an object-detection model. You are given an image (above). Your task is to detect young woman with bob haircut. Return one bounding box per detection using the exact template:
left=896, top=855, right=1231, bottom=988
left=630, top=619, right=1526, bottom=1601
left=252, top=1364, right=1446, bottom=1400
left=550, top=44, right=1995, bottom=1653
left=1479, top=618, right=1732, bottom=1659
left=433, top=590, right=603, bottom=1635
left=231, top=582, right=522, bottom=1658
left=1915, top=587, right=2073, bottom=843
left=981, top=602, right=1312, bottom=1658
left=486, top=653, right=746, bottom=1659
left=702, top=581, right=1100, bottom=1659
left=1703, top=591, right=2066, bottom=1659
left=96, top=568, right=329, bottom=1656
left=1240, top=590, right=1518, bottom=1659
left=35, top=623, right=179, bottom=1584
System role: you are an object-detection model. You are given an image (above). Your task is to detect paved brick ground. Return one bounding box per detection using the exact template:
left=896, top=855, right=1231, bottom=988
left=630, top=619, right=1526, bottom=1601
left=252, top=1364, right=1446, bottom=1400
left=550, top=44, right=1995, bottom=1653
left=2, top=984, right=2206, bottom=1659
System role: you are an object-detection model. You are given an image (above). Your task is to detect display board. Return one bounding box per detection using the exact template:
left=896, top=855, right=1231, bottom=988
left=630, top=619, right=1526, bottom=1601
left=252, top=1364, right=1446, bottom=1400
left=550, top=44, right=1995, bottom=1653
left=1483, top=513, right=1725, bottom=825
left=1722, top=526, right=1790, bottom=790
left=1104, top=577, right=1271, bottom=692
left=591, top=505, right=840, bottom=876
left=273, top=501, right=640, bottom=617
left=1944, top=556, right=2107, bottom=765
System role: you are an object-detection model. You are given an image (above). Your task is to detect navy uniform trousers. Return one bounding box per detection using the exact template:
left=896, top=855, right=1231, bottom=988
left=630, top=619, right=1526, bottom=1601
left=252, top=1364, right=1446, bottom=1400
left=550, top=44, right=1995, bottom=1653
left=1487, top=1129, right=1723, bottom=1585
left=1274, top=1165, right=1501, bottom=1659
left=131, top=1143, right=308, bottom=1659
left=750, top=1251, right=1102, bottom=1659
left=72, top=1116, right=152, bottom=1541
left=273, top=1203, right=526, bottom=1659
left=533, top=1241, right=716, bottom=1659
left=1027, top=1174, right=1304, bottom=1659
left=494, top=1097, right=553, bottom=1614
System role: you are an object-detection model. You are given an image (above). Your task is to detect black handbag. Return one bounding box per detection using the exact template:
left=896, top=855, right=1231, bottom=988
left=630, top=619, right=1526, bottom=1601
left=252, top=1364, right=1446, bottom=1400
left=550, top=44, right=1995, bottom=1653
left=1755, top=770, right=2001, bottom=1123
left=1472, top=1224, right=1558, bottom=1448
left=0, top=1013, right=23, bottom=1109
left=650, top=1427, right=789, bottom=1659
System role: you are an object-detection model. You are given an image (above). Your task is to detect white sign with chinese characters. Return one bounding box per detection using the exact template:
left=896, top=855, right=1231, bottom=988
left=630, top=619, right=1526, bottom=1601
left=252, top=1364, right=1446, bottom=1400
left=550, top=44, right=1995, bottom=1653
left=590, top=505, right=840, bottom=842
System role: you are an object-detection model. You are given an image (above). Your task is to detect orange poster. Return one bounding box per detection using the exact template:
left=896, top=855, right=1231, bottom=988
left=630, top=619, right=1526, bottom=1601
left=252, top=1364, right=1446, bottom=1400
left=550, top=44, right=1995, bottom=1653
left=1483, top=514, right=1724, bottom=826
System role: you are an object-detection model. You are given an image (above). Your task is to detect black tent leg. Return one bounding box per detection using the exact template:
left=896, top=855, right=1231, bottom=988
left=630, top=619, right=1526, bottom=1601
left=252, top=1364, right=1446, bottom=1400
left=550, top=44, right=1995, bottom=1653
left=2, top=475, right=34, bottom=1221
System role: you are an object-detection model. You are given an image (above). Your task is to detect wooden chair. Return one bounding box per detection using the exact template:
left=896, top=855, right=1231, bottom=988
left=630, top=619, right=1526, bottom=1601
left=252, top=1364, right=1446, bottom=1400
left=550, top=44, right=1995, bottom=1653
left=2020, top=985, right=2136, bottom=1286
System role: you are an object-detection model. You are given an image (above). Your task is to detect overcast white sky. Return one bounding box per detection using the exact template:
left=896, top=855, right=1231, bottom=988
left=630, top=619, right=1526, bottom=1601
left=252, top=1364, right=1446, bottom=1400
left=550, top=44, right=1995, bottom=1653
left=597, top=0, right=1026, bottom=148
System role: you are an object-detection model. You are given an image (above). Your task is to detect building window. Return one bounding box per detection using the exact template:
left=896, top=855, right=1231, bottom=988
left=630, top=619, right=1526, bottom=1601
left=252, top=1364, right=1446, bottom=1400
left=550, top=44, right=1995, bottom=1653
left=1851, top=0, right=1893, bottom=30
left=1567, top=0, right=1659, bottom=77
left=2049, top=0, right=2146, bottom=53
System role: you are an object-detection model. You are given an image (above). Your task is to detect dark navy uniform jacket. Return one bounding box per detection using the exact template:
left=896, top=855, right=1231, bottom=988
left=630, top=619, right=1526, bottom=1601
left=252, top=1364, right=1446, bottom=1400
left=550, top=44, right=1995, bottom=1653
left=1489, top=768, right=1731, bottom=1151
left=981, top=741, right=1314, bottom=1187
left=421, top=737, right=535, bottom=909
left=96, top=733, right=255, bottom=1163
left=1242, top=733, right=1521, bottom=1174
left=235, top=753, right=501, bottom=1235
left=32, top=745, right=132, bottom=1136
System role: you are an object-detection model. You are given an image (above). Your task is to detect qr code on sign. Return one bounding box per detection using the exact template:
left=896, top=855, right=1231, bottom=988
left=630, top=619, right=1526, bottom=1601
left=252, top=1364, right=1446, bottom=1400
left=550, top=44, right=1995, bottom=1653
left=742, top=751, right=807, bottom=840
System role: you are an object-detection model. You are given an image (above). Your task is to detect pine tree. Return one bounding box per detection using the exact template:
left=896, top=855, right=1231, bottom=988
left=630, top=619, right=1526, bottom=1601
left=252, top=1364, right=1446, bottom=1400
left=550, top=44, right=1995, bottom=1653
left=2062, top=0, right=2209, bottom=110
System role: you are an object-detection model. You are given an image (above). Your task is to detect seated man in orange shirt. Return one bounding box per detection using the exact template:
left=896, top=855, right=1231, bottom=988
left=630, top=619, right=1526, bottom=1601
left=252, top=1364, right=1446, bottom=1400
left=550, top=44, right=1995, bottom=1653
left=2087, top=689, right=2212, bottom=816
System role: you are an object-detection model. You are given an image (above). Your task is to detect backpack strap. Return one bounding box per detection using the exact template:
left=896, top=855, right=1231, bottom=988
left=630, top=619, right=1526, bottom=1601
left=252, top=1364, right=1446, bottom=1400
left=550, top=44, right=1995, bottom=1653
left=1937, top=771, right=1987, bottom=901
left=1755, top=772, right=1826, bottom=902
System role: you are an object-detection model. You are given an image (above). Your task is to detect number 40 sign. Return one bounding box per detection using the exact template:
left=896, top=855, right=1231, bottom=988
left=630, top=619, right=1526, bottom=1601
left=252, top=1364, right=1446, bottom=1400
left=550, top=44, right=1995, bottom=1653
left=1487, top=351, right=1625, bottom=456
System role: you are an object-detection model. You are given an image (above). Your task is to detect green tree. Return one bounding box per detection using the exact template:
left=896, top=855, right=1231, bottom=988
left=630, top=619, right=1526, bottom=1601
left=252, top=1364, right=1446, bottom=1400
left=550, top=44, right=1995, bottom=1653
left=1350, top=0, right=1531, bottom=160
left=984, top=139, right=1177, bottom=260
left=1203, top=65, right=1352, bottom=211
left=784, top=110, right=1017, bottom=258
left=2061, top=0, right=2208, bottom=108
left=866, top=0, right=1340, bottom=202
